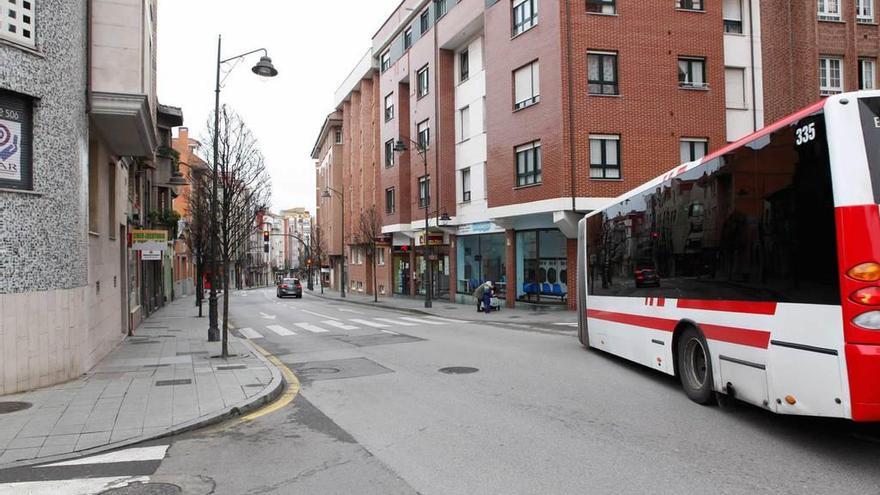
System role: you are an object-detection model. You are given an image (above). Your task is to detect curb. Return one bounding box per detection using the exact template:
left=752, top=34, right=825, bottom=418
left=0, top=336, right=285, bottom=470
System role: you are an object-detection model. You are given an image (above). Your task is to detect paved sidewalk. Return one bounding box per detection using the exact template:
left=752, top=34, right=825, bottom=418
left=0, top=295, right=282, bottom=468
left=305, top=287, right=578, bottom=329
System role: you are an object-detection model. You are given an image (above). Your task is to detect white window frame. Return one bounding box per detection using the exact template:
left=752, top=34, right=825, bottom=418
left=817, top=0, right=841, bottom=21
left=381, top=50, right=391, bottom=72
left=461, top=168, right=471, bottom=203
left=676, top=0, right=704, bottom=11
left=385, top=139, right=395, bottom=168
left=589, top=134, right=621, bottom=180
left=384, top=93, right=394, bottom=122
left=512, top=0, right=538, bottom=36
left=459, top=105, right=470, bottom=142
left=0, top=0, right=36, bottom=48
left=334, top=128, right=343, bottom=144
left=515, top=141, right=542, bottom=186
left=680, top=138, right=708, bottom=164
left=858, top=0, right=874, bottom=23
left=377, top=248, right=386, bottom=266
left=514, top=60, right=540, bottom=110
left=418, top=119, right=430, bottom=150
left=417, top=65, right=430, bottom=98
left=725, top=67, right=747, bottom=109
left=819, top=56, right=843, bottom=95
left=678, top=57, right=708, bottom=89
left=860, top=58, right=876, bottom=90
left=723, top=0, right=744, bottom=33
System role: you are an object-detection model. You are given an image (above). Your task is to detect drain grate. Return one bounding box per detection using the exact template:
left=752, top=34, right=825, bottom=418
left=216, top=365, right=247, bottom=370
left=0, top=401, right=32, bottom=414
left=297, top=367, right=341, bottom=376
left=290, top=357, right=393, bottom=382
left=176, top=351, right=209, bottom=356
left=439, top=367, right=479, bottom=375
left=99, top=482, right=182, bottom=495
left=155, top=379, right=192, bottom=387
left=142, top=364, right=170, bottom=368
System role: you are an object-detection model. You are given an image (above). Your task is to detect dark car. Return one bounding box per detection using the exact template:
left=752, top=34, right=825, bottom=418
left=277, top=278, right=303, bottom=298
left=634, top=263, right=660, bottom=288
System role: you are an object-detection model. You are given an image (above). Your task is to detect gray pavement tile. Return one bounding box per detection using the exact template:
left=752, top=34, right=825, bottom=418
left=0, top=447, right=39, bottom=463
left=7, top=436, right=46, bottom=449
left=74, top=431, right=111, bottom=452
left=43, top=434, right=80, bottom=446
left=37, top=444, right=76, bottom=457
left=50, top=423, right=85, bottom=436
left=110, top=428, right=142, bottom=443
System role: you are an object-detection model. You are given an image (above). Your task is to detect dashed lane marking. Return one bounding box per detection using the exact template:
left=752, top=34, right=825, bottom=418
left=381, top=329, right=400, bottom=335
left=238, top=327, right=264, bottom=339
left=424, top=316, right=471, bottom=324
left=295, top=322, right=329, bottom=333
left=322, top=320, right=359, bottom=330
left=349, top=319, right=390, bottom=328
left=399, top=317, right=445, bottom=326
left=301, top=310, right=338, bottom=320
left=374, top=318, right=419, bottom=326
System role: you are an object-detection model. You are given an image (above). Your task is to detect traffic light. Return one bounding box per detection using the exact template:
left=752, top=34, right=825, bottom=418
left=263, top=231, right=269, bottom=253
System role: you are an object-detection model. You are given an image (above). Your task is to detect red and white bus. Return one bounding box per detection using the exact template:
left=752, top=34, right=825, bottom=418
left=576, top=90, right=880, bottom=422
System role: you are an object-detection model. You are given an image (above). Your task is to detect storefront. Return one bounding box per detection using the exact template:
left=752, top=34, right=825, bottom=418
left=456, top=222, right=507, bottom=298
left=392, top=245, right=411, bottom=295
left=414, top=245, right=450, bottom=298
left=516, top=229, right=568, bottom=304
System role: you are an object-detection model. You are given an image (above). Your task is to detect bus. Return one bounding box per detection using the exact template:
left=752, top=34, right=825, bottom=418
left=576, top=90, right=880, bottom=422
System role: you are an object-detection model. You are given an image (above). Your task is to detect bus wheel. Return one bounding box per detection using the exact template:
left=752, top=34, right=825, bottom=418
left=677, top=326, right=714, bottom=405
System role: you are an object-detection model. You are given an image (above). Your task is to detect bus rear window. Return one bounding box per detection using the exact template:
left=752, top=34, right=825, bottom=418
left=859, top=96, right=880, bottom=204
left=587, top=112, right=840, bottom=305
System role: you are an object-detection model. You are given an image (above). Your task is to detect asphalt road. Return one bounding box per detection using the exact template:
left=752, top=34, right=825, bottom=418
left=6, top=287, right=880, bottom=494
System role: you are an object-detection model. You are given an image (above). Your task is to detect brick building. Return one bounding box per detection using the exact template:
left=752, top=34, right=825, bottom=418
left=313, top=0, right=880, bottom=310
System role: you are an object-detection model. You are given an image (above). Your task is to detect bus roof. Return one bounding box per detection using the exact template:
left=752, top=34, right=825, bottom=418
left=585, top=98, right=828, bottom=219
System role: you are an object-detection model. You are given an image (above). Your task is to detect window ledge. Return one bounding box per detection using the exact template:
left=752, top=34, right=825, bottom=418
left=511, top=24, right=538, bottom=40
left=589, top=178, right=624, bottom=182
left=818, top=17, right=844, bottom=23
left=675, top=8, right=706, bottom=13
left=588, top=93, right=622, bottom=98
left=857, top=20, right=878, bottom=25
left=0, top=187, right=41, bottom=196
left=89, top=231, right=101, bottom=238
left=723, top=32, right=747, bottom=37
left=417, top=93, right=429, bottom=101
left=0, top=38, right=44, bottom=58
left=679, top=85, right=710, bottom=91
left=513, top=100, right=540, bottom=112
left=586, top=12, right=619, bottom=17
left=513, top=183, right=542, bottom=190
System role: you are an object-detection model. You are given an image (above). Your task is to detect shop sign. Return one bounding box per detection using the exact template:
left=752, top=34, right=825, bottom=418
left=131, top=230, right=168, bottom=251
left=457, top=221, right=503, bottom=236
left=376, top=234, right=392, bottom=246
left=141, top=250, right=162, bottom=261
left=0, top=90, right=33, bottom=190
left=418, top=232, right=445, bottom=246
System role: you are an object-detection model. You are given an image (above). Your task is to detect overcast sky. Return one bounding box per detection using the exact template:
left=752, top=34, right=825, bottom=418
left=157, top=0, right=401, bottom=216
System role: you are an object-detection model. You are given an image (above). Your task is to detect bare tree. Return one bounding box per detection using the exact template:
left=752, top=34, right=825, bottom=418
left=357, top=206, right=383, bottom=302
left=204, top=106, right=271, bottom=357
left=184, top=166, right=211, bottom=317
left=311, top=225, right=328, bottom=294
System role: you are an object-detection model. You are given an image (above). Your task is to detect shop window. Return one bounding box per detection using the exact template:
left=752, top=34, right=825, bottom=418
left=457, top=233, right=507, bottom=296
left=516, top=230, right=568, bottom=303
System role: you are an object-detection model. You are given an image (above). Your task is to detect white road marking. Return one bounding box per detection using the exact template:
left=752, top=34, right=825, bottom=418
left=399, top=317, right=446, bottom=325
left=238, top=327, right=264, bottom=339
left=259, top=312, right=277, bottom=320
left=295, top=322, right=329, bottom=333
left=41, top=446, right=169, bottom=466
left=337, top=308, right=358, bottom=313
left=381, top=329, right=400, bottom=335
left=0, top=476, right=150, bottom=495
left=552, top=322, right=579, bottom=327
left=322, top=320, right=359, bottom=330
left=424, top=316, right=471, bottom=324
left=301, top=310, right=338, bottom=320
left=266, top=325, right=297, bottom=336
left=374, top=318, right=418, bottom=326
left=349, top=319, right=390, bottom=328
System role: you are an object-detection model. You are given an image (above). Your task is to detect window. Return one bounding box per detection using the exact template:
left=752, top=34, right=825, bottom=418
left=860, top=58, right=876, bottom=90
left=680, top=138, right=708, bottom=163
left=381, top=50, right=391, bottom=72
left=723, top=0, right=743, bottom=33
left=334, top=128, right=343, bottom=144
left=817, top=0, right=840, bottom=20
left=417, top=119, right=430, bottom=150
left=459, top=106, right=470, bottom=142
left=0, top=89, right=34, bottom=191
left=419, top=176, right=431, bottom=208
left=420, top=9, right=430, bottom=33
left=385, top=139, right=395, bottom=168
left=384, top=93, right=394, bottom=121
left=417, top=65, right=430, bottom=98
left=88, top=141, right=100, bottom=233
left=589, top=135, right=620, bottom=179
left=678, top=57, right=707, bottom=88
left=819, top=57, right=843, bottom=95
left=676, top=0, right=704, bottom=10
left=512, top=0, right=538, bottom=36
left=108, top=161, right=116, bottom=237
left=515, top=141, right=542, bottom=186
left=404, top=27, right=413, bottom=49
left=725, top=67, right=747, bottom=108
left=460, top=49, right=470, bottom=83
left=586, top=0, right=616, bottom=14
left=588, top=52, right=619, bottom=95
left=436, top=0, right=448, bottom=18
left=386, top=187, right=396, bottom=214
left=858, top=0, right=874, bottom=23
left=0, top=0, right=35, bottom=47
left=514, top=60, right=540, bottom=109
left=461, top=168, right=472, bottom=202
left=378, top=248, right=386, bottom=266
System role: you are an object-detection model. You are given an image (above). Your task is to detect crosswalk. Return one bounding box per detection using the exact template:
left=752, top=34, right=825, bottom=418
left=0, top=444, right=170, bottom=495
left=236, top=315, right=470, bottom=340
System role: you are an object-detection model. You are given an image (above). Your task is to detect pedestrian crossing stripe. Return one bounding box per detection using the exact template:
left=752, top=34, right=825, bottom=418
left=322, top=320, right=358, bottom=330
left=40, top=446, right=170, bottom=467
left=0, top=476, right=150, bottom=495
left=295, top=322, right=328, bottom=333
left=349, top=319, right=390, bottom=328
left=266, top=325, right=296, bottom=336
left=423, top=316, right=471, bottom=324
left=399, top=317, right=445, bottom=325
left=373, top=318, right=418, bottom=326
left=238, top=327, right=263, bottom=339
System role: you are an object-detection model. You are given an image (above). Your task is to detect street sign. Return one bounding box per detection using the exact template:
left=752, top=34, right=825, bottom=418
left=131, top=230, right=168, bottom=251
left=141, top=250, right=162, bottom=261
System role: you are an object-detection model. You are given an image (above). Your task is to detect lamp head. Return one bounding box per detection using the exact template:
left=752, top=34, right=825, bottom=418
left=321, top=189, right=332, bottom=199
left=252, top=56, right=279, bottom=78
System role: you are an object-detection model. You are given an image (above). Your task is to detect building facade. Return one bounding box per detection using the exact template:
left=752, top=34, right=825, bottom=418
left=315, top=0, right=878, bottom=311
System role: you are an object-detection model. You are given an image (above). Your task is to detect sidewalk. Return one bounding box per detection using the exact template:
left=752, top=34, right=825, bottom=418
left=0, top=295, right=283, bottom=468
left=306, top=288, right=578, bottom=330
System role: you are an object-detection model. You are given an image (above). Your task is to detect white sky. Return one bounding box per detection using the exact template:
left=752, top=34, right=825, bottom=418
left=157, top=0, right=402, bottom=215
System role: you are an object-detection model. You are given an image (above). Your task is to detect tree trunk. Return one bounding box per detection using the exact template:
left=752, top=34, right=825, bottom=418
left=195, top=261, right=204, bottom=317
left=373, top=255, right=378, bottom=302
left=222, top=264, right=230, bottom=358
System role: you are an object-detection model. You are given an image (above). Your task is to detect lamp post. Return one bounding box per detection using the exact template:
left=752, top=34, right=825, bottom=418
left=394, top=137, right=433, bottom=308
left=207, top=35, right=278, bottom=342
left=321, top=187, right=345, bottom=298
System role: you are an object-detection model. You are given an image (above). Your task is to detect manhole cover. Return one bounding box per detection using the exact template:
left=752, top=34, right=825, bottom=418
left=298, top=367, right=341, bottom=376
left=439, top=367, right=479, bottom=375
left=0, top=401, right=32, bottom=414
left=99, top=482, right=182, bottom=495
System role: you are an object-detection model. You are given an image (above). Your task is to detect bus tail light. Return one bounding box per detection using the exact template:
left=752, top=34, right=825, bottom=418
left=849, top=287, right=880, bottom=305
left=847, top=262, right=880, bottom=282
left=853, top=311, right=880, bottom=330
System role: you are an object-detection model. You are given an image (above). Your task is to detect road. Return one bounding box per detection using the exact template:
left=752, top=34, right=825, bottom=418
left=3, top=287, right=879, bottom=494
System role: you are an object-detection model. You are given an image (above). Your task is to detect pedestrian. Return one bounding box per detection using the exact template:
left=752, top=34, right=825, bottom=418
left=482, top=281, right=494, bottom=314
left=473, top=281, right=487, bottom=312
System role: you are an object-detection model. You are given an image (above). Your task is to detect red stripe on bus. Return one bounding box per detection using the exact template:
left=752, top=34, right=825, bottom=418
left=586, top=309, right=771, bottom=349
left=675, top=299, right=777, bottom=315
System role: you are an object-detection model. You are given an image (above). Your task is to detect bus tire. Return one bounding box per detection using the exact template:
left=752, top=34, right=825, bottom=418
left=677, top=326, right=714, bottom=405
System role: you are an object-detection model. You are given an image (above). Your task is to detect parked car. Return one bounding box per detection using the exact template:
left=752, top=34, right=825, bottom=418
left=634, top=262, right=660, bottom=288
left=277, top=278, right=302, bottom=298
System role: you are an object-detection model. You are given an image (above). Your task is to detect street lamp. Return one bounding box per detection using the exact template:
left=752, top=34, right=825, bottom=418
left=394, top=137, right=432, bottom=308
left=207, top=35, right=278, bottom=342
left=321, top=187, right=345, bottom=298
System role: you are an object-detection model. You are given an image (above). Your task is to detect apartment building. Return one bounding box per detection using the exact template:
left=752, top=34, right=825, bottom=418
left=314, top=0, right=880, bottom=311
